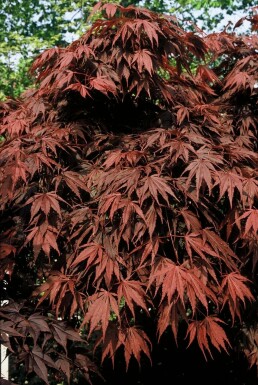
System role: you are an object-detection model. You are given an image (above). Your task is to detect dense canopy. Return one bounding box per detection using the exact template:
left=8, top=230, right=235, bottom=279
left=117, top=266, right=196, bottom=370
left=1, top=0, right=257, bottom=99
left=0, top=2, right=258, bottom=384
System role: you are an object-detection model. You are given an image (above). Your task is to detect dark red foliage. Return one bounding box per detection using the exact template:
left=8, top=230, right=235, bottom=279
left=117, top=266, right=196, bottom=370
left=0, top=3, right=257, bottom=384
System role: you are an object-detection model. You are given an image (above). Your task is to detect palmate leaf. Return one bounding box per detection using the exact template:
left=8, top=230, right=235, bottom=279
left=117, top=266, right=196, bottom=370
left=164, top=137, right=195, bottom=163
left=0, top=160, right=28, bottom=201
left=82, top=290, right=119, bottom=338
left=40, top=131, right=68, bottom=156
left=119, top=200, right=147, bottom=244
left=99, top=194, right=146, bottom=227
left=71, top=243, right=104, bottom=268
left=224, top=71, right=251, bottom=93
left=119, top=326, right=152, bottom=370
left=94, top=323, right=121, bottom=367
left=242, top=177, right=258, bottom=208
left=185, top=230, right=238, bottom=271
left=50, top=321, right=83, bottom=352
left=180, top=208, right=201, bottom=232
left=135, top=19, right=160, bottom=46
left=55, top=358, right=71, bottom=384
left=138, top=174, right=177, bottom=205
left=70, top=243, right=121, bottom=288
left=104, top=168, right=143, bottom=198
left=221, top=272, right=254, bottom=322
left=156, top=299, right=187, bottom=342
left=34, top=272, right=84, bottom=318
left=95, top=323, right=152, bottom=370
left=30, top=346, right=57, bottom=385
left=186, top=316, right=231, bottom=360
left=149, top=258, right=186, bottom=303
left=184, top=232, right=218, bottom=260
left=237, top=209, right=258, bottom=237
left=14, top=347, right=57, bottom=385
left=75, top=353, right=104, bottom=385
left=183, top=147, right=223, bottom=200
left=24, top=223, right=60, bottom=259
left=132, top=49, right=154, bottom=75
left=102, top=150, right=146, bottom=170
left=26, top=152, right=58, bottom=176
left=214, top=170, right=243, bottom=208
left=1, top=116, right=28, bottom=137
left=25, top=191, right=66, bottom=221
left=117, top=280, right=150, bottom=318
left=17, top=313, right=50, bottom=345
left=98, top=193, right=122, bottom=220
left=202, top=228, right=239, bottom=268
left=101, top=3, right=118, bottom=18
left=176, top=106, right=190, bottom=125
left=89, top=76, right=117, bottom=95
left=197, top=65, right=220, bottom=84
left=135, top=236, right=160, bottom=267
left=54, top=170, right=89, bottom=199
left=0, top=301, right=24, bottom=321
left=0, top=320, right=24, bottom=338
left=149, top=258, right=217, bottom=314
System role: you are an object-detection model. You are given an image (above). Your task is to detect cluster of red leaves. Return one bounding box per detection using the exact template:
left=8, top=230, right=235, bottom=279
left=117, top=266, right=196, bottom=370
left=0, top=2, right=257, bottom=383
left=0, top=302, right=100, bottom=384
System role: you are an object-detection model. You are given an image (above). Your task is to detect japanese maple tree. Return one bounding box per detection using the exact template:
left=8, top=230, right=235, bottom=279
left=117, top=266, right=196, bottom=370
left=0, top=2, right=257, bottom=384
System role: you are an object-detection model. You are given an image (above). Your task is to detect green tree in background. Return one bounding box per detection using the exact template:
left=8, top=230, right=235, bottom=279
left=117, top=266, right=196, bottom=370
left=0, top=0, right=94, bottom=99
left=157, top=0, right=257, bottom=29
left=0, top=0, right=256, bottom=100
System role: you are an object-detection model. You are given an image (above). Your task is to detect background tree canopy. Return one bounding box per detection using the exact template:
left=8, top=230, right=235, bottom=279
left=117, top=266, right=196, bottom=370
left=0, top=0, right=256, bottom=99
